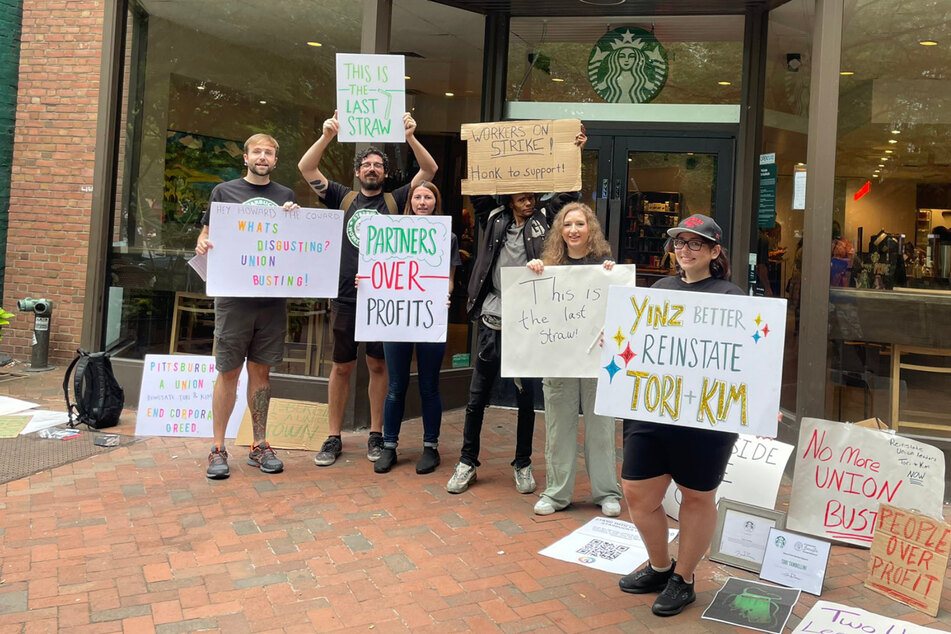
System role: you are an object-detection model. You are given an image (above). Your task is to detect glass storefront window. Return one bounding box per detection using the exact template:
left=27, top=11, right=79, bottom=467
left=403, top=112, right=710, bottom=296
left=829, top=0, right=951, bottom=436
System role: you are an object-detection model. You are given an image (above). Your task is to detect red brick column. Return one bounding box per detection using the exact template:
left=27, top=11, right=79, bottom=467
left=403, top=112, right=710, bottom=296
left=2, top=1, right=105, bottom=364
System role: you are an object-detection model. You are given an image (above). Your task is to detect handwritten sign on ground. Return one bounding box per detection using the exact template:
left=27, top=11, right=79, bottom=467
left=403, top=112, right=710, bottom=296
left=336, top=53, right=405, bottom=143
left=135, top=355, right=247, bottom=438
left=793, top=601, right=946, bottom=634
left=356, top=214, right=451, bottom=342
left=538, top=517, right=678, bottom=575
left=787, top=418, right=945, bottom=547
left=594, top=286, right=786, bottom=436
left=206, top=204, right=343, bottom=298
left=235, top=398, right=328, bottom=451
left=663, top=435, right=794, bottom=520
left=865, top=504, right=950, bottom=615
left=460, top=119, right=582, bottom=195
left=500, top=264, right=637, bottom=378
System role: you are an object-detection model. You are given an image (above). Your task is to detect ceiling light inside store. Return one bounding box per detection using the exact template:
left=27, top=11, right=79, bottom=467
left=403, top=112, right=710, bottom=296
left=259, top=100, right=267, bottom=104
left=885, top=149, right=894, bottom=154
left=878, top=164, right=885, bottom=168
left=888, top=139, right=898, bottom=144
left=717, top=81, right=732, bottom=86
left=919, top=40, right=938, bottom=46
left=307, top=41, right=322, bottom=47
left=551, top=77, right=565, bottom=82
left=405, top=76, right=411, bottom=80
left=890, top=129, right=901, bottom=134
left=197, top=82, right=206, bottom=91
left=445, top=92, right=454, bottom=97
left=840, top=71, right=854, bottom=76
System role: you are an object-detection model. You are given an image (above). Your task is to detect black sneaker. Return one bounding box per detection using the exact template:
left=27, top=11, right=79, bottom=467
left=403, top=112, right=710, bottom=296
left=247, top=441, right=284, bottom=473
left=314, top=436, right=343, bottom=467
left=374, top=447, right=397, bottom=473
left=415, top=446, right=440, bottom=474
left=651, top=573, right=696, bottom=617
left=367, top=433, right=384, bottom=462
left=619, top=558, right=675, bottom=594
left=206, top=445, right=230, bottom=479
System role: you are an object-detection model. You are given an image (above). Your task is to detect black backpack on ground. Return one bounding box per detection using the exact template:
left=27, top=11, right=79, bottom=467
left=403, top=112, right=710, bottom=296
left=64, top=349, right=124, bottom=429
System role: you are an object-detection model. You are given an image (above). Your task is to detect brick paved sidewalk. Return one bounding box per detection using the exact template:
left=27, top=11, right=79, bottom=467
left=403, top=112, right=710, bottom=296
left=0, top=372, right=949, bottom=633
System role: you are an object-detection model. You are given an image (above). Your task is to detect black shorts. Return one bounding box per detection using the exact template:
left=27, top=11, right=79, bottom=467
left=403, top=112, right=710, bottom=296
left=214, top=297, right=287, bottom=373
left=621, top=420, right=737, bottom=492
left=331, top=302, right=384, bottom=363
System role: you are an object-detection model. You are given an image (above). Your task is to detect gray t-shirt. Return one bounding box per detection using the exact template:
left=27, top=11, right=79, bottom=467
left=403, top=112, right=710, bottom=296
left=482, top=221, right=527, bottom=319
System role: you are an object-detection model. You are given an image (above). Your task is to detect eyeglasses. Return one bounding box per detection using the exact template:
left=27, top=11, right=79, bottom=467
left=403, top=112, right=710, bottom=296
left=673, top=238, right=707, bottom=251
left=360, top=161, right=384, bottom=170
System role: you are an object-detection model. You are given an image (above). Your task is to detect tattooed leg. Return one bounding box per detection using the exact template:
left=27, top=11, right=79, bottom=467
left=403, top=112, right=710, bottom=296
left=246, top=361, right=272, bottom=445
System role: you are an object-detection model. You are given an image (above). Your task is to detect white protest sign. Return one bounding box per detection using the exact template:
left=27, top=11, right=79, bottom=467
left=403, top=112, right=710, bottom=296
left=206, top=204, right=343, bottom=298
left=356, top=214, right=451, bottom=343
left=787, top=418, right=945, bottom=547
left=663, top=434, right=794, bottom=520
left=336, top=53, right=405, bottom=143
left=793, top=601, right=946, bottom=634
left=539, top=517, right=678, bottom=575
left=501, top=264, right=637, bottom=378
left=594, top=286, right=786, bottom=436
left=135, top=355, right=247, bottom=438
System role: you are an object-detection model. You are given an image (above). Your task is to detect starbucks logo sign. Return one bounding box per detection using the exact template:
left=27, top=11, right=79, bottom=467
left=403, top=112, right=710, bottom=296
left=346, top=208, right=378, bottom=247
left=588, top=27, right=668, bottom=103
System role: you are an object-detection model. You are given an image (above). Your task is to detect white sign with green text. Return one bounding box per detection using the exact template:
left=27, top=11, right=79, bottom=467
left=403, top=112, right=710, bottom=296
left=335, top=53, right=405, bottom=143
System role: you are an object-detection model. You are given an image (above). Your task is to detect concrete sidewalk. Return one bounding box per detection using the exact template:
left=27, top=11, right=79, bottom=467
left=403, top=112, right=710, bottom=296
left=0, top=369, right=949, bottom=633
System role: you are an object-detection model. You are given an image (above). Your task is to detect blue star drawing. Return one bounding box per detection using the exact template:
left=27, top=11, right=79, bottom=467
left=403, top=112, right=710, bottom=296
left=603, top=358, right=622, bottom=383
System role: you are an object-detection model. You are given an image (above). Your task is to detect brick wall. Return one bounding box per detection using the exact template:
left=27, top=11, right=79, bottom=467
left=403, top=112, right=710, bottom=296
left=0, top=0, right=24, bottom=304
left=2, top=1, right=104, bottom=363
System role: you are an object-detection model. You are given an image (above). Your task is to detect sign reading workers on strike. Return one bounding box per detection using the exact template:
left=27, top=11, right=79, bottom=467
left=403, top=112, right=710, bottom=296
left=356, top=214, right=452, bottom=343
left=460, top=119, right=582, bottom=195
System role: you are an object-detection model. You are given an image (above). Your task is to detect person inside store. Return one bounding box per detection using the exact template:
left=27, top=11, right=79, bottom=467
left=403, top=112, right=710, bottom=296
left=445, top=123, right=588, bottom=495
left=617, top=213, right=743, bottom=617
left=195, top=133, right=300, bottom=480
left=524, top=202, right=624, bottom=518
left=367, top=182, right=461, bottom=475
left=297, top=110, right=438, bottom=468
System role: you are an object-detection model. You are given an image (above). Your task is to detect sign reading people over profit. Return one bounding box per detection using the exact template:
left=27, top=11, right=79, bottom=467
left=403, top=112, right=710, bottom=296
left=865, top=504, right=950, bottom=616
left=594, top=286, right=786, bottom=437
left=335, top=53, right=405, bottom=143
left=135, top=355, right=247, bottom=438
left=206, top=204, right=343, bottom=298
left=355, top=214, right=452, bottom=342
left=460, top=119, right=582, bottom=195
left=500, top=264, right=637, bottom=378
left=787, top=418, right=946, bottom=548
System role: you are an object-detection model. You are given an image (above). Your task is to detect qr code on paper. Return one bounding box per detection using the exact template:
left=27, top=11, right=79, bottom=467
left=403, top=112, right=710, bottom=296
left=576, top=539, right=629, bottom=561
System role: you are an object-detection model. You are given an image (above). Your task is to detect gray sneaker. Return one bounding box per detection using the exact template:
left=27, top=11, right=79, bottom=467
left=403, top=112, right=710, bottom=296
left=314, top=436, right=342, bottom=467
left=248, top=441, right=284, bottom=473
left=514, top=465, right=536, bottom=493
left=206, top=445, right=230, bottom=480
left=367, top=434, right=384, bottom=462
left=446, top=462, right=477, bottom=494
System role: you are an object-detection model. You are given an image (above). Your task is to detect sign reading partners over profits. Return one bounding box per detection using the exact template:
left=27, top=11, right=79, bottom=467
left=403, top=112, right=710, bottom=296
left=787, top=418, right=945, bottom=547
left=356, top=214, right=452, bottom=342
left=335, top=53, right=405, bottom=143
left=594, top=287, right=787, bottom=437
left=460, top=119, right=582, bottom=195
left=500, top=264, right=637, bottom=378
left=206, top=204, right=343, bottom=298
left=866, top=504, right=950, bottom=616
left=135, top=355, right=248, bottom=438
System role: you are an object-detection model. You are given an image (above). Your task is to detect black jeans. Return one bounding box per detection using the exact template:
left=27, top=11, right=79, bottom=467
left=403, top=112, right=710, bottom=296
left=460, top=322, right=535, bottom=469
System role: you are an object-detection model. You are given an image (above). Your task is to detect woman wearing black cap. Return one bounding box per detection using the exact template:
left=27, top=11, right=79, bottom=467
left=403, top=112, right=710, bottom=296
left=617, top=213, right=742, bottom=617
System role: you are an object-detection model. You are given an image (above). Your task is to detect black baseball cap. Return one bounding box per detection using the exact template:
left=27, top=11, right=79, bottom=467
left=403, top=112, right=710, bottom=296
left=667, top=214, right=723, bottom=244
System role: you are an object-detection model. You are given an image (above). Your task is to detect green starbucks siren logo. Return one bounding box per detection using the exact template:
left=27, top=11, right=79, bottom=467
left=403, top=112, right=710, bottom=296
left=588, top=27, right=668, bottom=103
left=346, top=208, right=379, bottom=247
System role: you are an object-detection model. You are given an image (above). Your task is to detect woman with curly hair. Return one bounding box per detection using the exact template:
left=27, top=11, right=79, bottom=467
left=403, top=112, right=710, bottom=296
left=526, top=202, right=623, bottom=517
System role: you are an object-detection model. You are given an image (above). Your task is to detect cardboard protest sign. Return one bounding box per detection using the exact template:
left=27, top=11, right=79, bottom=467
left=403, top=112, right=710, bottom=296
left=787, top=418, right=945, bottom=547
left=793, top=601, right=946, bottom=634
left=460, top=119, right=582, bottom=195
left=594, top=286, right=786, bottom=436
left=356, top=214, right=452, bottom=342
left=207, top=204, right=343, bottom=298
left=865, top=504, right=950, bottom=616
left=135, top=355, right=246, bottom=438
left=500, top=264, right=637, bottom=378
left=235, top=398, right=328, bottom=450
left=335, top=53, right=405, bottom=143
left=663, top=435, right=794, bottom=520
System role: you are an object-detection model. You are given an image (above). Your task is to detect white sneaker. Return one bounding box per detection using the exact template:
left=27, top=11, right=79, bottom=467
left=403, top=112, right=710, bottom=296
left=514, top=465, right=536, bottom=494
left=601, top=499, right=622, bottom=517
left=446, top=462, right=476, bottom=494
left=534, top=499, right=556, bottom=515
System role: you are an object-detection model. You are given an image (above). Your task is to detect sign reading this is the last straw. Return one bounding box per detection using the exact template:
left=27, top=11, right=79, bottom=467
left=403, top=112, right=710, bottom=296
left=594, top=286, right=786, bottom=437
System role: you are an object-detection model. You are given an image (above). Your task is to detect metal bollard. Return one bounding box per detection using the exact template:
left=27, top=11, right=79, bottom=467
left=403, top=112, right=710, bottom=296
left=17, top=297, right=54, bottom=372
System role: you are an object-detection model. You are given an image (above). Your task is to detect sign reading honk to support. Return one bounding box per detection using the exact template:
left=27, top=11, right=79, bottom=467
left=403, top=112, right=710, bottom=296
left=594, top=286, right=787, bottom=437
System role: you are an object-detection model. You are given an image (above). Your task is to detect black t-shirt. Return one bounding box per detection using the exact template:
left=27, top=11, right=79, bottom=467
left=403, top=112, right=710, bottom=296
left=200, top=178, right=297, bottom=225
left=564, top=252, right=612, bottom=266
left=324, top=181, right=410, bottom=304
left=651, top=274, right=744, bottom=296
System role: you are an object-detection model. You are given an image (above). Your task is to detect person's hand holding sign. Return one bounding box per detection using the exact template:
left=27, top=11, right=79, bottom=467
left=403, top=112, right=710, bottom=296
left=575, top=123, right=587, bottom=149
left=403, top=112, right=418, bottom=140
left=322, top=110, right=340, bottom=140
